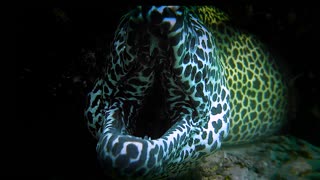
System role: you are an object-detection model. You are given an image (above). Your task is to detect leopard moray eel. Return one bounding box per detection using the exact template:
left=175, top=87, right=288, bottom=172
left=84, top=6, right=288, bottom=179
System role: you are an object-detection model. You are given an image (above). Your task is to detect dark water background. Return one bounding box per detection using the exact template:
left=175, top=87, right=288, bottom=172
left=14, top=2, right=319, bottom=178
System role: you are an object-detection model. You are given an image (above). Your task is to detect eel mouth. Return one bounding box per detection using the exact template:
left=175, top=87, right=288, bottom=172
left=131, top=75, right=172, bottom=140
left=96, top=74, right=196, bottom=177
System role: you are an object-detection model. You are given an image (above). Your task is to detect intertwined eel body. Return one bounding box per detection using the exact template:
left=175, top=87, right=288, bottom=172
left=84, top=6, right=288, bottom=179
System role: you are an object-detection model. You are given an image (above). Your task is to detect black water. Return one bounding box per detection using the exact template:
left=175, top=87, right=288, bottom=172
left=13, top=3, right=320, bottom=178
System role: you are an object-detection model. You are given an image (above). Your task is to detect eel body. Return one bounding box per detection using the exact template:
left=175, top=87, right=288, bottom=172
left=84, top=6, right=288, bottom=179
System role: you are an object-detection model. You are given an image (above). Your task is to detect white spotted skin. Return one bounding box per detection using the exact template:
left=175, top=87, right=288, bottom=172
left=85, top=6, right=231, bottom=179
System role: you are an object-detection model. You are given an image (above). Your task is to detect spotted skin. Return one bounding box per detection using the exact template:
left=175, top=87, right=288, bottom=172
left=190, top=6, right=288, bottom=144
left=84, top=6, right=287, bottom=179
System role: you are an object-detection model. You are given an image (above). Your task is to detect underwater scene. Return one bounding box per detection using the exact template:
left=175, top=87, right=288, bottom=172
left=15, top=2, right=319, bottom=180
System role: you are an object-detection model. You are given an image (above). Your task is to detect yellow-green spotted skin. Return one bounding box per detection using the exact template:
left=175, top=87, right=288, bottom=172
left=84, top=6, right=288, bottom=179
left=192, top=6, right=288, bottom=145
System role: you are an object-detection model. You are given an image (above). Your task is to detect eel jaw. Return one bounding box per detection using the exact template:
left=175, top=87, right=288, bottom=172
left=96, top=105, right=193, bottom=178
left=96, top=101, right=228, bottom=178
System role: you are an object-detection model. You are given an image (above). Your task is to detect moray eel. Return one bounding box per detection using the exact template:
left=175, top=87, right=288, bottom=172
left=84, top=6, right=288, bottom=179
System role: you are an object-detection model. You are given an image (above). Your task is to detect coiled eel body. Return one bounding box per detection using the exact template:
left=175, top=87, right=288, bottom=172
left=84, top=6, right=288, bottom=179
